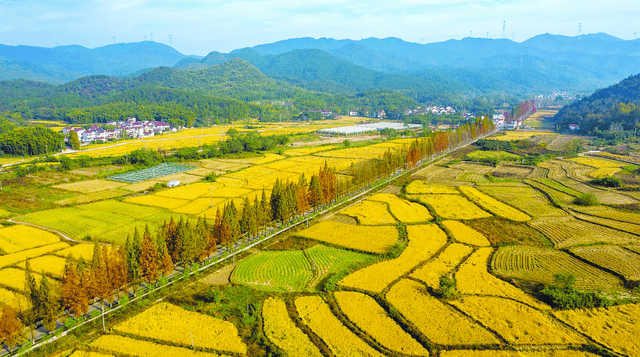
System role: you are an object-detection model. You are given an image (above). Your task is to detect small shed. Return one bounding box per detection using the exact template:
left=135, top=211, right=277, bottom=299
left=167, top=180, right=180, bottom=188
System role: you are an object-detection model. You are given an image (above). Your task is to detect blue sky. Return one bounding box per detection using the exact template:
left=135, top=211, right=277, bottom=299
left=1, top=0, right=638, bottom=55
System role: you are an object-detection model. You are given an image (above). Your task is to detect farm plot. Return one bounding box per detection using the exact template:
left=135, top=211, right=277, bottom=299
left=0, top=242, right=69, bottom=269
left=386, top=279, right=499, bottom=345
left=114, top=302, right=246, bottom=354
left=0, top=208, right=12, bottom=219
left=200, top=159, right=250, bottom=172
left=441, top=351, right=596, bottom=357
left=571, top=212, right=640, bottom=236
left=107, top=163, right=197, bottom=183
left=0, top=287, right=28, bottom=310
left=557, top=178, right=637, bottom=205
left=571, top=156, right=623, bottom=169
left=412, top=165, right=464, bottom=183
left=490, top=165, right=532, bottom=179
left=537, top=161, right=567, bottom=179
left=366, top=193, right=432, bottom=222
left=491, top=246, right=623, bottom=290
left=529, top=216, right=640, bottom=248
left=546, top=135, right=579, bottom=152
left=231, top=250, right=312, bottom=291
left=0, top=225, right=60, bottom=254
left=409, top=194, right=492, bottom=220
left=405, top=181, right=460, bottom=194
left=526, top=166, right=549, bottom=179
left=53, top=179, right=127, bottom=193
left=441, top=220, right=490, bottom=246
left=410, top=243, right=474, bottom=289
left=125, top=194, right=190, bottom=209
left=571, top=205, right=640, bottom=225
left=334, top=291, right=428, bottom=356
left=17, top=255, right=67, bottom=278
left=90, top=335, right=220, bottom=357
left=450, top=296, right=584, bottom=345
left=590, top=167, right=622, bottom=178
left=526, top=179, right=577, bottom=206
left=0, top=267, right=45, bottom=292
left=338, top=224, right=447, bottom=293
left=489, top=131, right=556, bottom=141
left=284, top=145, right=336, bottom=156
left=478, top=184, right=566, bottom=217
left=459, top=186, right=531, bottom=222
left=53, top=244, right=108, bottom=261
left=554, top=303, right=640, bottom=357
left=295, top=295, right=385, bottom=357
left=297, top=221, right=398, bottom=254
left=154, top=182, right=218, bottom=200
left=304, top=244, right=376, bottom=290
left=341, top=200, right=397, bottom=225
left=570, top=245, right=640, bottom=283
left=557, top=160, right=596, bottom=181
left=465, top=151, right=520, bottom=163
left=456, top=248, right=549, bottom=310
left=262, top=298, right=323, bottom=357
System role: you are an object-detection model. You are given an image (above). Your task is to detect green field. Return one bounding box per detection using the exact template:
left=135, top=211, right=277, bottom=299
left=231, top=244, right=374, bottom=292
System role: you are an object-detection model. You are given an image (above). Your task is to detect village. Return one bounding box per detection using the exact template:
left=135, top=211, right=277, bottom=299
left=61, top=117, right=174, bottom=144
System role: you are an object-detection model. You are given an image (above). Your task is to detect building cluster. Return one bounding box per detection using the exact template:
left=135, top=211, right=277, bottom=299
left=407, top=106, right=457, bottom=116
left=62, top=118, right=174, bottom=144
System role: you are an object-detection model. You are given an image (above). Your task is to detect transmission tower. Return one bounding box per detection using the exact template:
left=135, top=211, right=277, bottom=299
left=502, top=21, right=506, bottom=38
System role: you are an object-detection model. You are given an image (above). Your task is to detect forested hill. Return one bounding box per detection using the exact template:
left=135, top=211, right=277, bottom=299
left=0, top=42, right=188, bottom=84
left=554, top=73, right=640, bottom=132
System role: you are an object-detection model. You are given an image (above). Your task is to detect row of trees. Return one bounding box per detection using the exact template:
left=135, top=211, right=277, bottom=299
left=0, top=126, right=65, bottom=156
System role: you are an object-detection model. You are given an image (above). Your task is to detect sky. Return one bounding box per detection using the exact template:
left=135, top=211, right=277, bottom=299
left=1, top=0, right=639, bottom=55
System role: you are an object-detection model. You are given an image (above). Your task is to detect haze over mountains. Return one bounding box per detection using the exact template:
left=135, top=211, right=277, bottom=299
left=1, top=33, right=640, bottom=97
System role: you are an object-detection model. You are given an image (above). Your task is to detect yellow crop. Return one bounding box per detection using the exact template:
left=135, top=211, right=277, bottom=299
left=159, top=173, right=202, bottom=185
left=155, top=182, right=218, bottom=200
left=441, top=220, right=490, bottom=246
left=125, top=195, right=190, bottom=210
left=53, top=179, right=127, bottom=193
left=553, top=303, right=640, bottom=357
left=0, top=287, right=28, bottom=310
left=0, top=242, right=69, bottom=269
left=409, top=194, right=492, bottom=220
left=68, top=351, right=114, bottom=357
left=589, top=167, right=621, bottom=178
left=405, top=181, right=460, bottom=194
left=17, top=255, right=67, bottom=278
left=0, top=225, right=60, bottom=254
left=121, top=180, right=163, bottom=192
left=489, top=131, right=556, bottom=141
left=334, top=291, right=428, bottom=356
left=410, top=243, right=473, bottom=289
left=367, top=193, right=432, bottom=222
left=386, top=279, right=499, bottom=345
left=206, top=186, right=253, bottom=198
left=90, top=335, right=222, bottom=357
left=441, top=350, right=597, bottom=357
left=338, top=224, right=447, bottom=293
left=173, top=197, right=227, bottom=215
left=0, top=208, right=12, bottom=219
left=284, top=145, right=336, bottom=156
left=458, top=186, right=531, bottom=222
left=53, top=244, right=113, bottom=262
left=295, top=295, right=384, bottom=357
left=341, top=200, right=397, bottom=225
left=200, top=159, right=250, bottom=172
left=262, top=297, right=323, bottom=357
left=0, top=268, right=49, bottom=292
left=570, top=157, right=622, bottom=168
left=456, top=248, right=549, bottom=310
left=298, top=221, right=398, bottom=254
left=451, top=296, right=584, bottom=345
left=113, top=302, right=246, bottom=354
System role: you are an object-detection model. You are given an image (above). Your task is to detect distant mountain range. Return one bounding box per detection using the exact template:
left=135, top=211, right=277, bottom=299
left=1, top=33, right=640, bottom=96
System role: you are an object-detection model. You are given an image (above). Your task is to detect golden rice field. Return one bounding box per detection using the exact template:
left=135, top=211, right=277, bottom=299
left=441, top=351, right=597, bottom=357
left=410, top=243, right=473, bottom=289
left=113, top=302, right=246, bottom=354
left=491, top=245, right=623, bottom=290
left=441, top=220, right=491, bottom=246
left=571, top=205, right=640, bottom=225
left=18, top=255, right=67, bottom=278
left=54, top=244, right=112, bottom=262
left=90, top=335, right=221, bottom=357
left=589, top=167, right=622, bottom=178
left=570, top=156, right=623, bottom=168
left=295, top=295, right=384, bottom=357
left=284, top=145, right=336, bottom=156
left=0, top=242, right=69, bottom=269
left=338, top=224, right=447, bottom=293
left=456, top=248, right=549, bottom=310
left=553, top=303, right=640, bottom=357
left=334, top=291, right=428, bottom=356
left=0, top=287, right=28, bottom=310
left=570, top=245, right=640, bottom=282
left=0, top=225, right=60, bottom=254
left=200, top=159, right=250, bottom=172
left=125, top=194, right=190, bottom=209
left=405, top=181, right=461, bottom=194
left=53, top=179, right=128, bottom=193
left=0, top=267, right=46, bottom=292
left=478, top=184, right=567, bottom=217
left=450, top=296, right=584, bottom=345
left=409, top=194, right=492, bottom=220
left=366, top=193, right=432, bottom=222
left=490, top=131, right=557, bottom=141
left=529, top=216, right=640, bottom=248
left=458, top=186, right=531, bottom=222
left=386, top=279, right=500, bottom=345
left=297, top=221, right=398, bottom=254
left=68, top=351, right=114, bottom=357
left=0, top=208, right=13, bottom=219
left=340, top=200, right=397, bottom=225
left=571, top=211, right=640, bottom=236
left=262, top=297, right=323, bottom=357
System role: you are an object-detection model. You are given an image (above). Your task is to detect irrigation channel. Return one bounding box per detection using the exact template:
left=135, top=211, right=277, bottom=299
left=1, top=128, right=497, bottom=356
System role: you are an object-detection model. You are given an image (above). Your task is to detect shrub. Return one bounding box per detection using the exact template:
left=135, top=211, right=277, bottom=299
left=438, top=275, right=457, bottom=299
left=574, top=193, right=599, bottom=206
left=538, top=273, right=611, bottom=309
left=589, top=176, right=623, bottom=187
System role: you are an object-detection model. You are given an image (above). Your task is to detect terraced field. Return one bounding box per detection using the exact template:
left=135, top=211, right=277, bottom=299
left=571, top=205, right=640, bottom=224
left=478, top=184, right=566, bottom=217
left=459, top=186, right=531, bottom=221
left=491, top=245, right=624, bottom=290
left=409, top=193, right=492, bottom=220
left=410, top=243, right=473, bottom=289
left=297, top=221, right=398, bottom=254
left=529, top=216, right=640, bottom=248
left=570, top=245, right=640, bottom=283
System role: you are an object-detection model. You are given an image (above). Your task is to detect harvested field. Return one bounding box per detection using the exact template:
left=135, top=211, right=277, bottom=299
left=200, top=264, right=234, bottom=286
left=558, top=160, right=596, bottom=181
left=341, top=200, right=397, bottom=225
left=459, top=186, right=531, bottom=221
left=526, top=179, right=577, bottom=206
left=450, top=296, right=584, bottom=345
left=413, top=165, right=464, bottom=182
left=489, top=131, right=557, bottom=141
left=52, top=179, right=127, bottom=193
left=529, top=216, right=640, bottom=248
left=490, top=165, right=532, bottom=179
left=538, top=161, right=567, bottom=179
left=405, top=181, right=460, bottom=194
left=121, top=180, right=162, bottom=192
left=570, top=245, right=640, bottom=283
left=456, top=248, right=549, bottom=309
left=386, top=279, right=499, bottom=345
left=571, top=212, right=640, bottom=236
left=338, top=224, right=447, bottom=293
left=334, top=291, right=428, bottom=356
left=466, top=217, right=551, bottom=246
left=367, top=193, right=433, bottom=222
left=441, top=220, right=490, bottom=246
left=557, top=178, right=638, bottom=205
left=155, top=182, right=217, bottom=200
left=297, top=221, right=398, bottom=254
left=410, top=243, right=473, bottom=289
left=409, top=194, right=492, bottom=220
left=546, top=135, right=579, bottom=152
left=452, top=162, right=497, bottom=175
left=0, top=225, right=60, bottom=254
left=200, top=159, right=250, bottom=172
left=491, top=245, right=623, bottom=290
left=554, top=303, right=640, bottom=357
left=478, top=184, right=566, bottom=217
left=526, top=166, right=549, bottom=179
